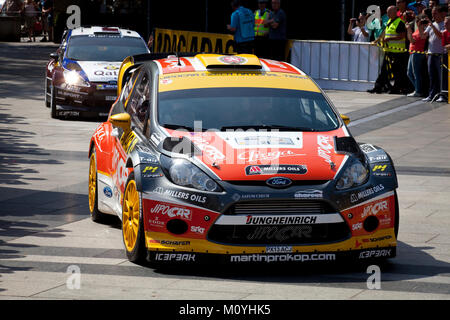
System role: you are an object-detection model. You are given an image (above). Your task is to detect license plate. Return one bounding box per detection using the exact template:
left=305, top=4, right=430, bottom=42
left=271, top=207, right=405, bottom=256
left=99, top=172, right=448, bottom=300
left=106, top=96, right=116, bottom=101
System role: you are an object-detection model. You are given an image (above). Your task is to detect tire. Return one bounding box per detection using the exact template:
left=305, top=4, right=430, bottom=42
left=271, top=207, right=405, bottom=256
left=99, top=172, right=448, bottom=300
left=50, top=84, right=58, bottom=119
left=45, top=77, right=50, bottom=108
left=394, top=190, right=399, bottom=239
left=122, top=172, right=146, bottom=263
left=88, top=148, right=105, bottom=222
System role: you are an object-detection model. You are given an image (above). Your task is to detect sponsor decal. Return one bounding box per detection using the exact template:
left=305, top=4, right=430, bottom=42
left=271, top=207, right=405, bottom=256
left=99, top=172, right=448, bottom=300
left=372, top=165, right=392, bottom=177
left=352, top=222, right=363, bottom=231
left=151, top=203, right=192, bottom=220
left=154, top=253, right=196, bottom=262
left=96, top=84, right=117, bottom=90
left=148, top=216, right=165, bottom=228
left=372, top=165, right=387, bottom=172
left=103, top=186, right=113, bottom=198
left=104, top=65, right=119, bottom=70
left=142, top=166, right=163, bottom=178
left=359, top=249, right=392, bottom=259
left=160, top=78, right=173, bottom=85
left=120, top=131, right=138, bottom=154
left=355, top=235, right=393, bottom=248
left=369, top=155, right=388, bottom=162
left=317, top=135, right=334, bottom=164
left=95, top=126, right=106, bottom=142
left=361, top=200, right=389, bottom=219
left=160, top=240, right=190, bottom=246
left=246, top=225, right=313, bottom=242
left=190, top=226, right=205, bottom=234
left=266, top=177, right=292, bottom=188
left=235, top=136, right=294, bottom=146
left=245, top=164, right=307, bottom=176
left=218, top=55, right=248, bottom=65
left=215, top=213, right=343, bottom=225
left=239, top=194, right=270, bottom=200
left=152, top=187, right=207, bottom=204
left=350, top=184, right=385, bottom=203
left=266, top=246, right=293, bottom=253
left=246, top=215, right=317, bottom=225
left=238, top=150, right=302, bottom=162
left=294, top=189, right=323, bottom=199
left=230, top=253, right=336, bottom=263
left=360, top=144, right=377, bottom=154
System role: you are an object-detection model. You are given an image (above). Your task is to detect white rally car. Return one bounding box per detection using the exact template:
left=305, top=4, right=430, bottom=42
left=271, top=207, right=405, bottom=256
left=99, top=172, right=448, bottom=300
left=45, top=26, right=150, bottom=118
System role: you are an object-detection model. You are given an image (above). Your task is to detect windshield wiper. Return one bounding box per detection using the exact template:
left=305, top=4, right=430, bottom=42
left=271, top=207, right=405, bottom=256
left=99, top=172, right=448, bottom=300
left=220, top=125, right=316, bottom=132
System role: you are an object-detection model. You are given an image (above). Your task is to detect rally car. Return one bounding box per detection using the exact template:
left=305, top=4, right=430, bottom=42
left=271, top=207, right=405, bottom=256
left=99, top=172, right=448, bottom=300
left=88, top=53, right=399, bottom=265
left=45, top=26, right=149, bottom=118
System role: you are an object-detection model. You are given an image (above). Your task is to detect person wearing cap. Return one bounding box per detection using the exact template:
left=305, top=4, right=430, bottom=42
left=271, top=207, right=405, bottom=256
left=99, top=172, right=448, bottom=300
left=408, top=1, right=427, bottom=15
left=227, top=0, right=255, bottom=54
left=254, top=0, right=271, bottom=58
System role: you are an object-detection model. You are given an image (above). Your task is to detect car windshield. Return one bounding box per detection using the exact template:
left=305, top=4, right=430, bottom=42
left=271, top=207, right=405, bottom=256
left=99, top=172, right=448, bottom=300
left=158, top=88, right=340, bottom=132
left=66, top=35, right=148, bottom=61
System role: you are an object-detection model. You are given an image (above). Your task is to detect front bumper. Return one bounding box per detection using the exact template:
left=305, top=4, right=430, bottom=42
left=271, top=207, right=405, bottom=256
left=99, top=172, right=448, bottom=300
left=54, top=83, right=117, bottom=117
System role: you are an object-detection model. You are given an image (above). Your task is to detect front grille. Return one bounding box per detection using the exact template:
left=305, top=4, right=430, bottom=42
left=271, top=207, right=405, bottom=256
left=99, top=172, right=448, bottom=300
left=229, top=200, right=335, bottom=215
left=207, top=223, right=351, bottom=245
left=207, top=200, right=350, bottom=245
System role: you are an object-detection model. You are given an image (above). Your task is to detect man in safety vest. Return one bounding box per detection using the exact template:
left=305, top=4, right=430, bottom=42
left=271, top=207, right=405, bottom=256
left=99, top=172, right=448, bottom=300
left=227, top=0, right=255, bottom=54
left=368, top=5, right=411, bottom=94
left=254, top=0, right=270, bottom=58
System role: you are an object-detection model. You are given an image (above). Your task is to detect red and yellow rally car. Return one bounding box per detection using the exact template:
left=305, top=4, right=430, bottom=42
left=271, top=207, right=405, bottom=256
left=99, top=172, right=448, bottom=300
left=88, top=53, right=399, bottom=265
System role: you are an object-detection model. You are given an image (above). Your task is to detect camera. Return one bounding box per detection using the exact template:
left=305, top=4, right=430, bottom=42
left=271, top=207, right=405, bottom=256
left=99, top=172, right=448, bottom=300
left=420, top=19, right=429, bottom=25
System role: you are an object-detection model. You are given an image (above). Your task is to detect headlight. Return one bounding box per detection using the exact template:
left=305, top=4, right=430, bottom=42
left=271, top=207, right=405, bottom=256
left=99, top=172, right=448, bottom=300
left=162, top=156, right=220, bottom=192
left=336, top=160, right=369, bottom=190
left=63, top=70, right=89, bottom=87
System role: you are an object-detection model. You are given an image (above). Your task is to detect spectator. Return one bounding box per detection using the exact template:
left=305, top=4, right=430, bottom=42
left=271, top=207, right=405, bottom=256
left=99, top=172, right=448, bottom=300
left=227, top=0, right=255, bottom=54
left=368, top=6, right=409, bottom=94
left=40, top=0, right=53, bottom=42
left=406, top=14, right=429, bottom=97
left=23, top=0, right=38, bottom=42
left=440, top=14, right=450, bottom=101
left=3, top=0, right=23, bottom=16
left=266, top=0, right=287, bottom=61
left=422, top=5, right=447, bottom=102
left=254, top=0, right=271, bottom=58
left=408, top=1, right=427, bottom=15
left=396, top=0, right=408, bottom=20
left=429, top=0, right=438, bottom=9
left=347, top=13, right=370, bottom=42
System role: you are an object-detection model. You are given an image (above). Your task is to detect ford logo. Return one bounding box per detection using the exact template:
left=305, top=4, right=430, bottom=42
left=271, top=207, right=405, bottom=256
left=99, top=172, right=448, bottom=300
left=266, top=177, right=292, bottom=188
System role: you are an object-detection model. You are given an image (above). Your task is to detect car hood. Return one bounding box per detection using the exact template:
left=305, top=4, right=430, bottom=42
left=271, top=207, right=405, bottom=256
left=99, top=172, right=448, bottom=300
left=163, top=129, right=350, bottom=181
left=74, top=61, right=121, bottom=82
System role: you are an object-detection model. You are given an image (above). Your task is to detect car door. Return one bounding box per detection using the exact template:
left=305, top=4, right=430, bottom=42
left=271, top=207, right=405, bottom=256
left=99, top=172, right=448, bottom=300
left=111, top=69, right=151, bottom=213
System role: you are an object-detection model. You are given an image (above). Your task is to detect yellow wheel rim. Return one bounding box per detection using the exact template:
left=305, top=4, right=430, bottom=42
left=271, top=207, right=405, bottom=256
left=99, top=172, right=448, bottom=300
left=122, top=180, right=140, bottom=252
left=88, top=153, right=96, bottom=213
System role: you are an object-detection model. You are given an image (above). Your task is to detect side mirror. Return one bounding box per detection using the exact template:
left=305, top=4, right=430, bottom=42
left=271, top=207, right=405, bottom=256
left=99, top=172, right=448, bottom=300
left=110, top=113, right=131, bottom=133
left=49, top=52, right=59, bottom=60
left=340, top=114, right=350, bottom=126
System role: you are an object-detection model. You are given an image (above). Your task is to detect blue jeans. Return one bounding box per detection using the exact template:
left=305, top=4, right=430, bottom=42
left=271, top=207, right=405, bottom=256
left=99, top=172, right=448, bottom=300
left=427, top=54, right=442, bottom=98
left=407, top=53, right=426, bottom=96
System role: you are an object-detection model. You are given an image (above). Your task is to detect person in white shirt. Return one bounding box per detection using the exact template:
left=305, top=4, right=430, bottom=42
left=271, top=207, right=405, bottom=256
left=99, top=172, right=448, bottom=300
left=347, top=13, right=370, bottom=42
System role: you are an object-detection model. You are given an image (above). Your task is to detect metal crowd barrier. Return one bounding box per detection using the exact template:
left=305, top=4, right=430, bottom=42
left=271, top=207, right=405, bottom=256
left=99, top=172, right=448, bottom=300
left=290, top=40, right=383, bottom=92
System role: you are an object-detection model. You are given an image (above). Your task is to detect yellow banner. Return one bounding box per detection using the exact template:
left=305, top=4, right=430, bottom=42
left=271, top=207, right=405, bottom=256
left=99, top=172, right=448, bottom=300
left=153, top=28, right=236, bottom=54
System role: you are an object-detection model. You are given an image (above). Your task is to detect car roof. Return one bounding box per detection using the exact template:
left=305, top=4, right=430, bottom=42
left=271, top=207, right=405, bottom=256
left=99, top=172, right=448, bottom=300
left=69, top=26, right=143, bottom=39
left=152, top=54, right=321, bottom=93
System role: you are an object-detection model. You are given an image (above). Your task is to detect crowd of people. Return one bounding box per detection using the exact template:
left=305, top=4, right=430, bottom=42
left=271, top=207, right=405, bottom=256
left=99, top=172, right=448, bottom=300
left=1, top=0, right=53, bottom=43
left=227, top=0, right=287, bottom=61
left=350, top=0, right=450, bottom=102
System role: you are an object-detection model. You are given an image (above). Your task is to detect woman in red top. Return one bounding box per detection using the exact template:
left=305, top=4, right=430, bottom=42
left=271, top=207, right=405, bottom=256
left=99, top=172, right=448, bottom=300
left=406, top=14, right=429, bottom=97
